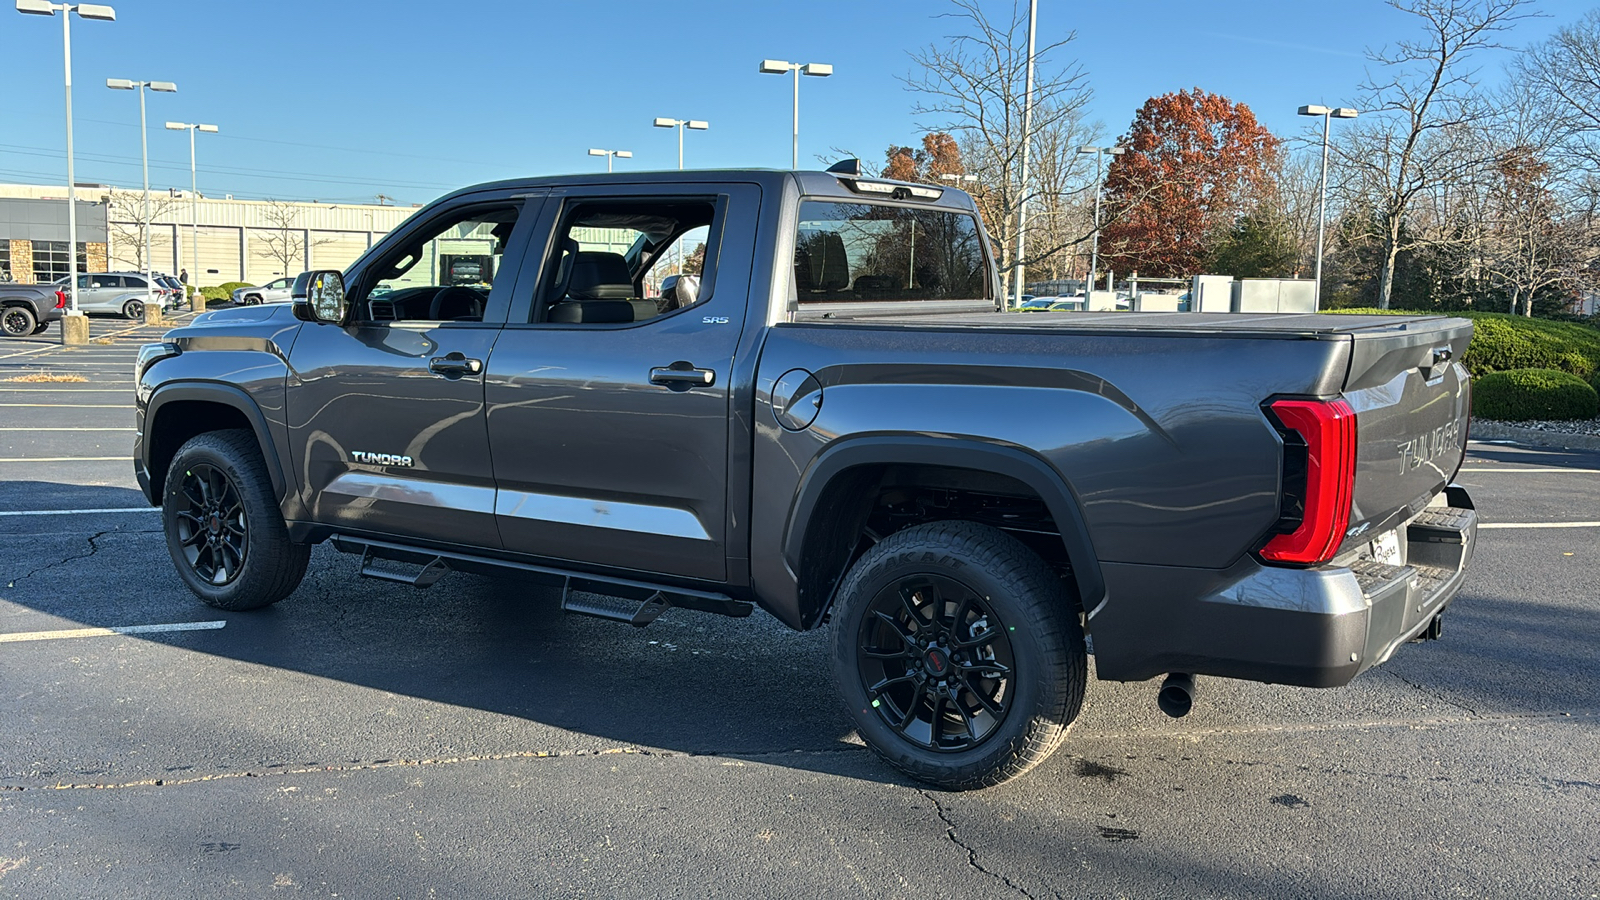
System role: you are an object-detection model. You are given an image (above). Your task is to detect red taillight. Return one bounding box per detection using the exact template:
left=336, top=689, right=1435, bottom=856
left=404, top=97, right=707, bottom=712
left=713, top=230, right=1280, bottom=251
left=1259, top=398, right=1357, bottom=566
left=55, top=290, right=68, bottom=309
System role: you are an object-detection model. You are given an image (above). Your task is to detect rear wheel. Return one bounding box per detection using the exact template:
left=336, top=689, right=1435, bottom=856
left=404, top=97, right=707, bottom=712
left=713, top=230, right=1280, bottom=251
left=163, top=429, right=309, bottom=610
left=830, top=521, right=1086, bottom=790
left=2, top=306, right=37, bottom=338
left=122, top=299, right=144, bottom=320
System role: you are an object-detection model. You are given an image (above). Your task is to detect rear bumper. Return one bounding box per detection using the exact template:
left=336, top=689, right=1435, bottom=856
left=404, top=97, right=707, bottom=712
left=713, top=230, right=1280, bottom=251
left=1089, top=488, right=1476, bottom=688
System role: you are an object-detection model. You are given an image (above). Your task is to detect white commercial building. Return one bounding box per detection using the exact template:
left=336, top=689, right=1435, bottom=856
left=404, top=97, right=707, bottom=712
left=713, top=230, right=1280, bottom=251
left=1, top=183, right=418, bottom=286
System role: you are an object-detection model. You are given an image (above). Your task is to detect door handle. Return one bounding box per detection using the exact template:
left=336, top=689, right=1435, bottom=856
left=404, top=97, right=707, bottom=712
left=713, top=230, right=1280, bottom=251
left=429, top=352, right=482, bottom=378
left=650, top=362, right=716, bottom=391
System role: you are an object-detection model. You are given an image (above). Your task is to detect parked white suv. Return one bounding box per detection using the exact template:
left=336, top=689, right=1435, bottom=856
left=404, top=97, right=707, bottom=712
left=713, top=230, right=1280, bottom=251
left=232, top=277, right=296, bottom=305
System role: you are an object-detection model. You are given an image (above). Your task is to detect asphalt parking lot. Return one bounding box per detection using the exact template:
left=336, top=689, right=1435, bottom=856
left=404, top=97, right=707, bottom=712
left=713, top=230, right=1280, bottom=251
left=0, top=319, right=1596, bottom=899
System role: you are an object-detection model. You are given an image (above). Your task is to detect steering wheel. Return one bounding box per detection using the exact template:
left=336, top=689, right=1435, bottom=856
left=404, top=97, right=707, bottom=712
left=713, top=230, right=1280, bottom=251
left=428, top=286, right=485, bottom=321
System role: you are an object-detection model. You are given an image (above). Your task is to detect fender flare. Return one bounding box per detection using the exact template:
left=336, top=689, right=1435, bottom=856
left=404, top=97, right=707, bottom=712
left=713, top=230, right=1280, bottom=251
left=144, top=382, right=288, bottom=500
left=783, top=435, right=1105, bottom=612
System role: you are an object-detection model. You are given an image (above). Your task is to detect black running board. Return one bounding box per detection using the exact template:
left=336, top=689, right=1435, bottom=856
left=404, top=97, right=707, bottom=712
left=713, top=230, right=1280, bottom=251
left=331, top=534, right=753, bottom=626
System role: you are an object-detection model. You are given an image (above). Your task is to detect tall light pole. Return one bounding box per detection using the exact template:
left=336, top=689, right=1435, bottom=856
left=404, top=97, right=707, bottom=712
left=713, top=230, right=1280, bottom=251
left=16, top=0, right=117, bottom=322
left=652, top=117, right=708, bottom=170
left=1077, top=145, right=1126, bottom=297
left=587, top=148, right=633, bottom=173
left=107, top=77, right=175, bottom=312
left=1298, top=105, right=1358, bottom=310
left=165, top=121, right=218, bottom=296
left=758, top=59, right=832, bottom=169
left=1012, top=0, right=1037, bottom=309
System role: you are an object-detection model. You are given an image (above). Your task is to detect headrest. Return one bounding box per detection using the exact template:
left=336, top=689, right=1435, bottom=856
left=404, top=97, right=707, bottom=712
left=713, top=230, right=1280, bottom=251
left=549, top=300, right=634, bottom=324
left=796, top=230, right=849, bottom=293
left=567, top=251, right=634, bottom=300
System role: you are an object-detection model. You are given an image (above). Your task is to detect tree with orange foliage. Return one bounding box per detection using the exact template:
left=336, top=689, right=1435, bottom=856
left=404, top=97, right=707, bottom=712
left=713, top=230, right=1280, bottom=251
left=883, top=133, right=965, bottom=183
left=1099, top=89, right=1281, bottom=278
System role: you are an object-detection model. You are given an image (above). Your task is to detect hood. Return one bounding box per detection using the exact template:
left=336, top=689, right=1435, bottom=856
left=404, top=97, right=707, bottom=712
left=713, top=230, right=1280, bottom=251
left=189, top=302, right=298, bottom=327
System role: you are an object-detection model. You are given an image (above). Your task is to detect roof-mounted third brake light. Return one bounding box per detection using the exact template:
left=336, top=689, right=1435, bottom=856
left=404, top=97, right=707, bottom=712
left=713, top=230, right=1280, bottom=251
left=840, top=179, right=944, bottom=202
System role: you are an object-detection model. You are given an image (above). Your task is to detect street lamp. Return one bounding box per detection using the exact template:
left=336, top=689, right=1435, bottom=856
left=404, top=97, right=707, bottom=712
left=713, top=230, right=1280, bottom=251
left=165, top=121, right=218, bottom=296
left=1298, top=104, right=1358, bottom=310
left=16, top=0, right=117, bottom=323
left=652, top=117, right=708, bottom=170
left=758, top=59, right=832, bottom=170
left=587, top=148, right=633, bottom=173
left=1077, top=145, right=1126, bottom=297
left=107, top=77, right=175, bottom=313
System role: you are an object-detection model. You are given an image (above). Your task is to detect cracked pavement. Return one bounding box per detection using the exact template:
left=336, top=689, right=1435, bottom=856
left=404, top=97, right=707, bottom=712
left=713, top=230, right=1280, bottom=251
left=1, top=325, right=1597, bottom=897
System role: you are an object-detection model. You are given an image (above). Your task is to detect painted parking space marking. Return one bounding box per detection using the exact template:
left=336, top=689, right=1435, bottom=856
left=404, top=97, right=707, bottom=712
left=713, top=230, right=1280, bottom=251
left=1479, top=521, right=1600, bottom=529
left=0, top=427, right=134, bottom=431
left=0, top=451, right=132, bottom=458
left=0, top=507, right=155, bottom=518
left=1457, top=467, right=1600, bottom=474
left=0, top=404, right=133, bottom=408
left=0, top=620, right=225, bottom=644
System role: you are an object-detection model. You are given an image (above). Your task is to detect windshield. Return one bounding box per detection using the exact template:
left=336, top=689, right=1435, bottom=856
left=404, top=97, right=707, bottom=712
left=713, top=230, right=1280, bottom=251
left=794, top=200, right=989, bottom=303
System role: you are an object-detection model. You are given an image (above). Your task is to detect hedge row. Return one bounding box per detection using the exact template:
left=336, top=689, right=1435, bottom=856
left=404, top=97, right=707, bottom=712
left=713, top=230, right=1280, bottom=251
left=1330, top=309, right=1600, bottom=380
left=198, top=282, right=252, bottom=302
left=1472, top=369, right=1599, bottom=421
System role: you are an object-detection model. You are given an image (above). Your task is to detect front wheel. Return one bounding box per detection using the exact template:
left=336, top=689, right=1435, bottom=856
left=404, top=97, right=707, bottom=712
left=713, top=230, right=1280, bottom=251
left=2, top=306, right=37, bottom=337
left=123, top=299, right=144, bottom=320
left=830, top=521, right=1086, bottom=790
left=163, top=429, right=310, bottom=610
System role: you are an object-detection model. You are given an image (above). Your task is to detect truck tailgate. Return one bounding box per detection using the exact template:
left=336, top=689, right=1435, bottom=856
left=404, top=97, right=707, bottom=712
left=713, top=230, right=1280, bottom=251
left=1339, top=316, right=1473, bottom=553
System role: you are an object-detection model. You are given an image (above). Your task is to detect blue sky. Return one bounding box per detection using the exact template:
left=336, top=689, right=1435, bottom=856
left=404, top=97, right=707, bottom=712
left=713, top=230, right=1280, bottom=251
left=0, top=0, right=1573, bottom=206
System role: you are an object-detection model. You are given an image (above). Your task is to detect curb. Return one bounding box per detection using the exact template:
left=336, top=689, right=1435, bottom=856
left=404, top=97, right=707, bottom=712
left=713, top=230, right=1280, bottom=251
left=1470, top=420, right=1600, bottom=451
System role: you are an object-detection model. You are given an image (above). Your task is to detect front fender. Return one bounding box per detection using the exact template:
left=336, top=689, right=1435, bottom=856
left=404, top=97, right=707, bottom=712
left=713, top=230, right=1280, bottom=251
left=139, top=382, right=289, bottom=504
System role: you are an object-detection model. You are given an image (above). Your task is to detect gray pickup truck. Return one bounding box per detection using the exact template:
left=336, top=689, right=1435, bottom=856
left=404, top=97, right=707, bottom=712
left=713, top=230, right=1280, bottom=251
left=1, top=281, right=67, bottom=337
left=134, top=168, right=1477, bottom=789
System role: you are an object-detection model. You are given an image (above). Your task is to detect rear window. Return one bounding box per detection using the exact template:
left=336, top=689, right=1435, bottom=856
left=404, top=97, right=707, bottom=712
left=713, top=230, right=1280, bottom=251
left=794, top=200, right=988, bottom=303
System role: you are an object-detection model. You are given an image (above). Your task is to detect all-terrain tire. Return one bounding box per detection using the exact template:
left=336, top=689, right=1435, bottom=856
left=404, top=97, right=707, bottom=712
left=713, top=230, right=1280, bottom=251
left=830, top=521, right=1086, bottom=790
left=162, top=429, right=310, bottom=610
left=2, top=305, right=37, bottom=337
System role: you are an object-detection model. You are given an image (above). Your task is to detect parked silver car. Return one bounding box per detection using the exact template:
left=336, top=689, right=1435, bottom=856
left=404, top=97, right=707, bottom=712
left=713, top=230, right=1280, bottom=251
left=50, top=272, right=167, bottom=318
left=232, top=277, right=295, bottom=305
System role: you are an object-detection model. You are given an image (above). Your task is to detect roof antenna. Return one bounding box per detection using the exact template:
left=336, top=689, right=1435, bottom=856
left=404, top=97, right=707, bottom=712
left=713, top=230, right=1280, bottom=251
left=826, top=158, right=863, bottom=176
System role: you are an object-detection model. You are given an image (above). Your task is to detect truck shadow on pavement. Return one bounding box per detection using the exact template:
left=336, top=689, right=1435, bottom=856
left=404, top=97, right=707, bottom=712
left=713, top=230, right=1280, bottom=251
left=3, top=483, right=1596, bottom=788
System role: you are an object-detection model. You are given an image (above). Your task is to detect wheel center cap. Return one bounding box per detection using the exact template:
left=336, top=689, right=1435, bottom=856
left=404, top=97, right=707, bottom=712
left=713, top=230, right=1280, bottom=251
left=924, top=647, right=951, bottom=675
left=208, top=515, right=222, bottom=535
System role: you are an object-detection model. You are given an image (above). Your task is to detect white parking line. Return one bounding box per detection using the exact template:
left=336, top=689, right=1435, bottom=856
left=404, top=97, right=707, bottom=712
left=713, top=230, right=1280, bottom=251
left=1480, top=522, right=1600, bottom=529
left=0, top=620, right=225, bottom=644
left=0, top=507, right=154, bottom=517
left=0, top=404, right=132, bottom=408
left=0, top=456, right=132, bottom=462
left=0, top=427, right=133, bottom=431
left=1457, top=468, right=1600, bottom=474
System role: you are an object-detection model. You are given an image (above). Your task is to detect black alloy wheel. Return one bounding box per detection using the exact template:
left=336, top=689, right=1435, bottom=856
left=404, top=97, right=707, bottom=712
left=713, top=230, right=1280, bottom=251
left=123, top=299, right=144, bottom=320
left=172, top=462, right=249, bottom=586
left=830, top=520, right=1086, bottom=790
left=857, top=574, right=1016, bottom=752
left=2, top=306, right=37, bottom=337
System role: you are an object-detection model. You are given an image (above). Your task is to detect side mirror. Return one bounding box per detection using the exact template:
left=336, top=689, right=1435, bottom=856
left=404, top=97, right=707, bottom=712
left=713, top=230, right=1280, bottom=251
left=292, top=270, right=348, bottom=324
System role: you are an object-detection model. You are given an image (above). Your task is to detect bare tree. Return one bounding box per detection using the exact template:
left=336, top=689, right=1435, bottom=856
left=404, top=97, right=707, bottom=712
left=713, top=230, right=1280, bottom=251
left=902, top=0, right=1099, bottom=294
left=106, top=189, right=182, bottom=272
left=1518, top=8, right=1600, bottom=174
left=254, top=200, right=333, bottom=277
left=1331, top=0, right=1538, bottom=308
